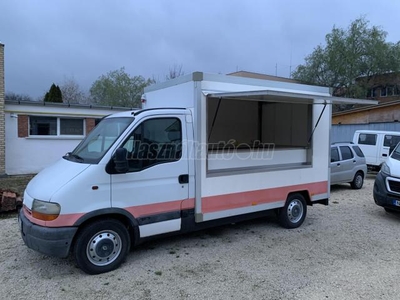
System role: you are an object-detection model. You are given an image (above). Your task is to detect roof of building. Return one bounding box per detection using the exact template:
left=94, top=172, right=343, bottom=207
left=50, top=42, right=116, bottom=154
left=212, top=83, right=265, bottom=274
left=5, top=99, right=135, bottom=111
left=332, top=100, right=400, bottom=117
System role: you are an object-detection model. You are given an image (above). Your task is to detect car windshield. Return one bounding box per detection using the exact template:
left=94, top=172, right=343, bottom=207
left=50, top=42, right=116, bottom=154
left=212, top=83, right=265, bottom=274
left=390, top=143, right=400, bottom=161
left=64, top=117, right=134, bottom=164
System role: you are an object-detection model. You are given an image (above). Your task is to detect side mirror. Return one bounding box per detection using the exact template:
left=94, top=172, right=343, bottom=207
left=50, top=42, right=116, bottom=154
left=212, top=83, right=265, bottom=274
left=114, top=148, right=129, bottom=173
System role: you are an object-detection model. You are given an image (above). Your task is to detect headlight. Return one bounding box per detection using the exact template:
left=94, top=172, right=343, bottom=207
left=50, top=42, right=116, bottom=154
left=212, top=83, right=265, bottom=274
left=381, top=163, right=391, bottom=176
left=32, top=199, right=61, bottom=221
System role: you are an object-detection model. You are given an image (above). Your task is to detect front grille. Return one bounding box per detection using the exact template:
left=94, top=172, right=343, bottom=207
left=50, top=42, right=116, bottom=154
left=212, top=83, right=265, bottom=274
left=388, top=180, right=400, bottom=193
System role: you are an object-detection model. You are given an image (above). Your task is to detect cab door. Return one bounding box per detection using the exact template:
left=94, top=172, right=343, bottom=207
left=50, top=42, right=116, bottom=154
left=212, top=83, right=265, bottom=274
left=110, top=114, right=189, bottom=238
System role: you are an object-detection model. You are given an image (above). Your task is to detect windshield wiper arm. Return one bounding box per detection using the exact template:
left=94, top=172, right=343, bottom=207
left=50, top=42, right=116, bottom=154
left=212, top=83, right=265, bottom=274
left=64, top=152, right=84, bottom=162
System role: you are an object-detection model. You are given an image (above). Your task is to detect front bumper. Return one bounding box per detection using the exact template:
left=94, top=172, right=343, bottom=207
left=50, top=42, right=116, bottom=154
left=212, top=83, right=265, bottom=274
left=19, top=209, right=78, bottom=258
left=373, top=172, right=400, bottom=211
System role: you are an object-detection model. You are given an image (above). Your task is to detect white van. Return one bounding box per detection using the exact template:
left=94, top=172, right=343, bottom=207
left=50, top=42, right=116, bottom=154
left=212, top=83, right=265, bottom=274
left=19, top=72, right=376, bottom=274
left=373, top=142, right=400, bottom=212
left=353, top=130, right=400, bottom=171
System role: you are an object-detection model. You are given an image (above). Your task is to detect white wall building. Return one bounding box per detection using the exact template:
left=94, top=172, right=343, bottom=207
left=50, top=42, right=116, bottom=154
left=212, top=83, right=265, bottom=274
left=5, top=100, right=132, bottom=175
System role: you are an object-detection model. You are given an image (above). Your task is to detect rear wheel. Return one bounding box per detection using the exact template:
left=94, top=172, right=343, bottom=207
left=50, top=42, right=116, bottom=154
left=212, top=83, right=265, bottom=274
left=278, top=193, right=307, bottom=229
left=351, top=172, right=364, bottom=189
left=74, top=219, right=130, bottom=275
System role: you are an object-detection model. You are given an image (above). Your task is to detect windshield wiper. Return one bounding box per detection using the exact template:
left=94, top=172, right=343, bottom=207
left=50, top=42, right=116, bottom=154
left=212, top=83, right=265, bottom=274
left=63, top=152, right=84, bottom=162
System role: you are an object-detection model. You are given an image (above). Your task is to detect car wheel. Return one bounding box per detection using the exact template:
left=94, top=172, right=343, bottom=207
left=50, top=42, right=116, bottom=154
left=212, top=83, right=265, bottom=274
left=384, top=207, right=398, bottom=213
left=350, top=172, right=364, bottom=189
left=278, top=193, right=307, bottom=229
left=74, top=219, right=130, bottom=275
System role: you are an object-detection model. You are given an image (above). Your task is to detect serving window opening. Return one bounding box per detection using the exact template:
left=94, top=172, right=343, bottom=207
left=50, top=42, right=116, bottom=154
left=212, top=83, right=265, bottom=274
left=206, top=96, right=313, bottom=173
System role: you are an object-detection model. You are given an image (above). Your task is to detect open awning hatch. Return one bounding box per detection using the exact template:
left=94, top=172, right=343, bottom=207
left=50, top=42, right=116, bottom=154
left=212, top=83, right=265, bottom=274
left=205, top=90, right=378, bottom=105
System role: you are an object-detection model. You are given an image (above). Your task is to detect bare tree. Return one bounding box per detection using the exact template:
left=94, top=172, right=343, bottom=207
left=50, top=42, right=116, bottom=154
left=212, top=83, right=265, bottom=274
left=60, top=76, right=87, bottom=104
left=5, top=92, right=33, bottom=102
left=165, top=64, right=185, bottom=80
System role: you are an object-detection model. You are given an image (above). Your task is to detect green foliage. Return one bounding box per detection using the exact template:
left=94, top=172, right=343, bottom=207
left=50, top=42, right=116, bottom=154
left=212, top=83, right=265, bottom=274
left=292, top=17, right=400, bottom=99
left=90, top=67, right=155, bottom=107
left=44, top=83, right=63, bottom=103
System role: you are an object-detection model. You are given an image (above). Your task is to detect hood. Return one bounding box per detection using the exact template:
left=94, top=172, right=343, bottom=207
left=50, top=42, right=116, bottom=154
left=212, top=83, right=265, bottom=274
left=26, top=158, right=91, bottom=201
left=386, top=156, right=400, bottom=178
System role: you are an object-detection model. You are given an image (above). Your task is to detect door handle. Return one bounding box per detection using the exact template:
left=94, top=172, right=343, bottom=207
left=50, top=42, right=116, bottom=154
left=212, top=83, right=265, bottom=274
left=382, top=154, right=388, bottom=157
left=178, top=174, right=189, bottom=184
left=336, top=163, right=340, bottom=166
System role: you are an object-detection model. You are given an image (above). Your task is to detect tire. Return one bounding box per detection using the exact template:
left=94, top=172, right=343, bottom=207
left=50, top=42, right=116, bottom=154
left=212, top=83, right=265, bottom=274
left=278, top=193, right=307, bottom=229
left=350, top=172, right=364, bottom=189
left=74, top=219, right=130, bottom=275
left=384, top=207, right=398, bottom=213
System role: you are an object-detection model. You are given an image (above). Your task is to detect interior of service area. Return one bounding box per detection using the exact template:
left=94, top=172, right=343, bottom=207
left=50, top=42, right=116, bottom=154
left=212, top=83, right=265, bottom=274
left=206, top=95, right=314, bottom=172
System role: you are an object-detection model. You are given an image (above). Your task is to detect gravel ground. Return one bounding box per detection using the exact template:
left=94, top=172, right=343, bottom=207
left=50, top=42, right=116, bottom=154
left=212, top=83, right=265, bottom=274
left=1, top=174, right=400, bottom=300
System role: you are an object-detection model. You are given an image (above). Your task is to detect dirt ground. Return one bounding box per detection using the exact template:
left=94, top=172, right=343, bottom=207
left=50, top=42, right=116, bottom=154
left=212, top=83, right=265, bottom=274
left=1, top=174, right=400, bottom=300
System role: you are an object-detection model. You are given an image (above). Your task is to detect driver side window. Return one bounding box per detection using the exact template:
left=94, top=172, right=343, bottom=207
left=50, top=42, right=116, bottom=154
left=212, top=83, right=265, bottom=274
left=121, top=117, right=182, bottom=172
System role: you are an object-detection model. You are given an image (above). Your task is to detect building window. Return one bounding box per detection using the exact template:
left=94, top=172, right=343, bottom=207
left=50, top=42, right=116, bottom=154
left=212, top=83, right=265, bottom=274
left=30, top=117, right=57, bottom=135
left=380, top=87, right=387, bottom=97
left=387, top=86, right=394, bottom=96
left=29, top=116, right=85, bottom=136
left=60, top=118, right=84, bottom=135
left=371, top=88, right=378, bottom=97
left=395, top=85, right=400, bottom=96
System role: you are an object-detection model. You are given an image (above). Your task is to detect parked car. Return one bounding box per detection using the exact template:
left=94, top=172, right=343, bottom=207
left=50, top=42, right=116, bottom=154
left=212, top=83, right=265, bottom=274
left=330, top=142, right=367, bottom=189
left=373, top=142, right=400, bottom=212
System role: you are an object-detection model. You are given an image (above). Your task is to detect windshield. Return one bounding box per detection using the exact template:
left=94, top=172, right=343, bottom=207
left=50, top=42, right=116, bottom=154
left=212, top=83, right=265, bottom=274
left=391, top=142, right=400, bottom=161
left=64, top=117, right=134, bottom=164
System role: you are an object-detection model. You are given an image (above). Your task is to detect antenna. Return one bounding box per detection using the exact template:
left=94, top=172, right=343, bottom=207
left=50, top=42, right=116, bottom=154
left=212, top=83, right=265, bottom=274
left=289, top=41, right=293, bottom=78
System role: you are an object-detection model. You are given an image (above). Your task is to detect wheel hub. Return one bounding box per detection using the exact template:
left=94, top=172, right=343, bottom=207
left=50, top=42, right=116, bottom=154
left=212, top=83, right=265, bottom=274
left=86, top=230, right=122, bottom=266
left=287, top=199, right=303, bottom=223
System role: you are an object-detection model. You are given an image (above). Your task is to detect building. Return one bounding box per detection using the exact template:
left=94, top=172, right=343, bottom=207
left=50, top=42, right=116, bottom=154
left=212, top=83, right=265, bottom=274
left=0, top=43, right=5, bottom=176
left=360, top=72, right=400, bottom=103
left=5, top=100, right=131, bottom=175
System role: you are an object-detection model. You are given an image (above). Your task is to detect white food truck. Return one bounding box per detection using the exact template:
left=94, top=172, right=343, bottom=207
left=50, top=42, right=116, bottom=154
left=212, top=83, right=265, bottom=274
left=19, top=72, right=375, bottom=274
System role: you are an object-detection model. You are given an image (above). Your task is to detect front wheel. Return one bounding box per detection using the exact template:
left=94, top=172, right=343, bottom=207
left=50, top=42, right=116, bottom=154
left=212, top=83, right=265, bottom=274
left=278, top=193, right=307, bottom=229
left=74, top=219, right=130, bottom=275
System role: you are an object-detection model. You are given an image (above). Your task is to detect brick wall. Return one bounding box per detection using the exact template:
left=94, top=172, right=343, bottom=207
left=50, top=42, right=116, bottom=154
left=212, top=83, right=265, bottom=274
left=85, top=118, right=96, bottom=134
left=17, top=115, right=29, bottom=137
left=0, top=43, right=5, bottom=175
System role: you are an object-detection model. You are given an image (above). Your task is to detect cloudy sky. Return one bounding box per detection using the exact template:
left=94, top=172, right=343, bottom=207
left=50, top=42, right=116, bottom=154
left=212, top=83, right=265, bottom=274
left=1, top=0, right=400, bottom=99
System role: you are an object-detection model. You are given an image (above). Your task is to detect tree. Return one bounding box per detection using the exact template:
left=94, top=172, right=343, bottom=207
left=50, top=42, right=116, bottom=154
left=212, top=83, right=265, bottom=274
left=90, top=67, right=154, bottom=107
left=44, top=83, right=63, bottom=103
left=60, top=76, right=87, bottom=104
left=5, top=92, right=33, bottom=102
left=165, top=64, right=185, bottom=80
left=292, top=17, right=400, bottom=99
